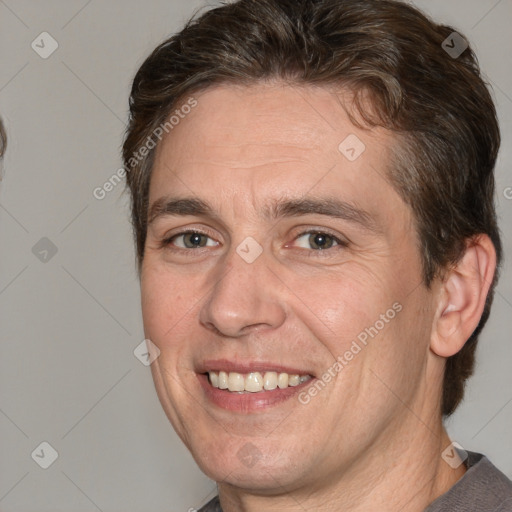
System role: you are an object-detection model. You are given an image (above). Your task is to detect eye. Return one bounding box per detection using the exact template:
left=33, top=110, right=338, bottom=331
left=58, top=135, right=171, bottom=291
left=292, top=230, right=347, bottom=251
left=163, top=231, right=218, bottom=249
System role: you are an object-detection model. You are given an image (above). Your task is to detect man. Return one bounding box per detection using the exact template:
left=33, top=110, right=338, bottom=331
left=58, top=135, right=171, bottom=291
left=123, top=0, right=512, bottom=510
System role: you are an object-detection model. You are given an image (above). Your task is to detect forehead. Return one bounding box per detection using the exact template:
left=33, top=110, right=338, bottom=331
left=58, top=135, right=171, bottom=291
left=160, top=83, right=371, bottom=158
left=149, top=82, right=403, bottom=219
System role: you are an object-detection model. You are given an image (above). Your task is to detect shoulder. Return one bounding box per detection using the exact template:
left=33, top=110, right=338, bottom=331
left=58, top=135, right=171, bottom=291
left=426, top=452, right=512, bottom=512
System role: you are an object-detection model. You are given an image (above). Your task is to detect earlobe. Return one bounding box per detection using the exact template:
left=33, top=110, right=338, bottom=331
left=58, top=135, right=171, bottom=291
left=431, top=235, right=496, bottom=358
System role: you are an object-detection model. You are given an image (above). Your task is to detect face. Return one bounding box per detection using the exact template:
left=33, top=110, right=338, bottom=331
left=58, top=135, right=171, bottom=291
left=141, top=82, right=439, bottom=493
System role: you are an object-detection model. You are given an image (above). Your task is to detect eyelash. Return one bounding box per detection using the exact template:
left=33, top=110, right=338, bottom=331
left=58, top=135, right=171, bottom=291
left=160, top=229, right=348, bottom=255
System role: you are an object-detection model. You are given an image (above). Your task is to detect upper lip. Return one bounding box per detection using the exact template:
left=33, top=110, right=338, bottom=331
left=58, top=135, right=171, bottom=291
left=197, top=359, right=314, bottom=376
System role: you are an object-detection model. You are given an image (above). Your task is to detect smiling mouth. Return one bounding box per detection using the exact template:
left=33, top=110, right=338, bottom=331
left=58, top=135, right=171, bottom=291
left=207, top=371, right=313, bottom=393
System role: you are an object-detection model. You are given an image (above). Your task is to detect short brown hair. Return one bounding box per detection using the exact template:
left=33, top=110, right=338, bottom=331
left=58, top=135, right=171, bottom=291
left=123, top=0, right=502, bottom=416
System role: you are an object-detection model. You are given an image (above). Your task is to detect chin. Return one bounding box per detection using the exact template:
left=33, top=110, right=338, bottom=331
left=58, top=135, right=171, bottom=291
left=189, top=436, right=309, bottom=492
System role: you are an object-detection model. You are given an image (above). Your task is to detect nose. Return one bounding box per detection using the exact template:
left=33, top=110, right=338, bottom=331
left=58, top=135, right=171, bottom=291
left=199, top=243, right=286, bottom=338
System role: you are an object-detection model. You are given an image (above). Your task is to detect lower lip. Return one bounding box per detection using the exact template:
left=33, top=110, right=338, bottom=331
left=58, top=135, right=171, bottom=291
left=198, top=374, right=315, bottom=413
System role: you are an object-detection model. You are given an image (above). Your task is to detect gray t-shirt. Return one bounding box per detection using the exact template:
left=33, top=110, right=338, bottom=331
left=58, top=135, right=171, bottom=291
left=198, top=452, right=512, bottom=511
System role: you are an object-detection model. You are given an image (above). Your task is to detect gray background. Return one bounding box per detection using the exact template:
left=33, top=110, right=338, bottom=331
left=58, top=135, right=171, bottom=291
left=0, top=1, right=511, bottom=511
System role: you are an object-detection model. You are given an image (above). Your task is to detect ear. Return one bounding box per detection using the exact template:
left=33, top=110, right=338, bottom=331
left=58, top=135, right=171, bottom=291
left=431, top=235, right=497, bottom=358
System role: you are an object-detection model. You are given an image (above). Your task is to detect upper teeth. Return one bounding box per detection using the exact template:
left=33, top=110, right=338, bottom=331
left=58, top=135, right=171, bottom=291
left=208, top=371, right=311, bottom=393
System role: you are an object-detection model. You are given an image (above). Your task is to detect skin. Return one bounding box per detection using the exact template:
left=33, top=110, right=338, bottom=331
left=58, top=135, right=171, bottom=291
left=140, top=82, right=496, bottom=511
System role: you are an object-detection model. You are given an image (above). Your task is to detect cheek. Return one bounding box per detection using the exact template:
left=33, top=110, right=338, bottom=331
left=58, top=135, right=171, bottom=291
left=293, top=267, right=394, bottom=338
left=307, top=264, right=426, bottom=377
left=140, top=270, right=186, bottom=344
left=357, top=288, right=433, bottom=403
left=141, top=275, right=164, bottom=326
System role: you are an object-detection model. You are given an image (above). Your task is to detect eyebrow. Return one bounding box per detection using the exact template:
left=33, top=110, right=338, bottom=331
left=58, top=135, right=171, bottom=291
left=147, top=196, right=379, bottom=233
